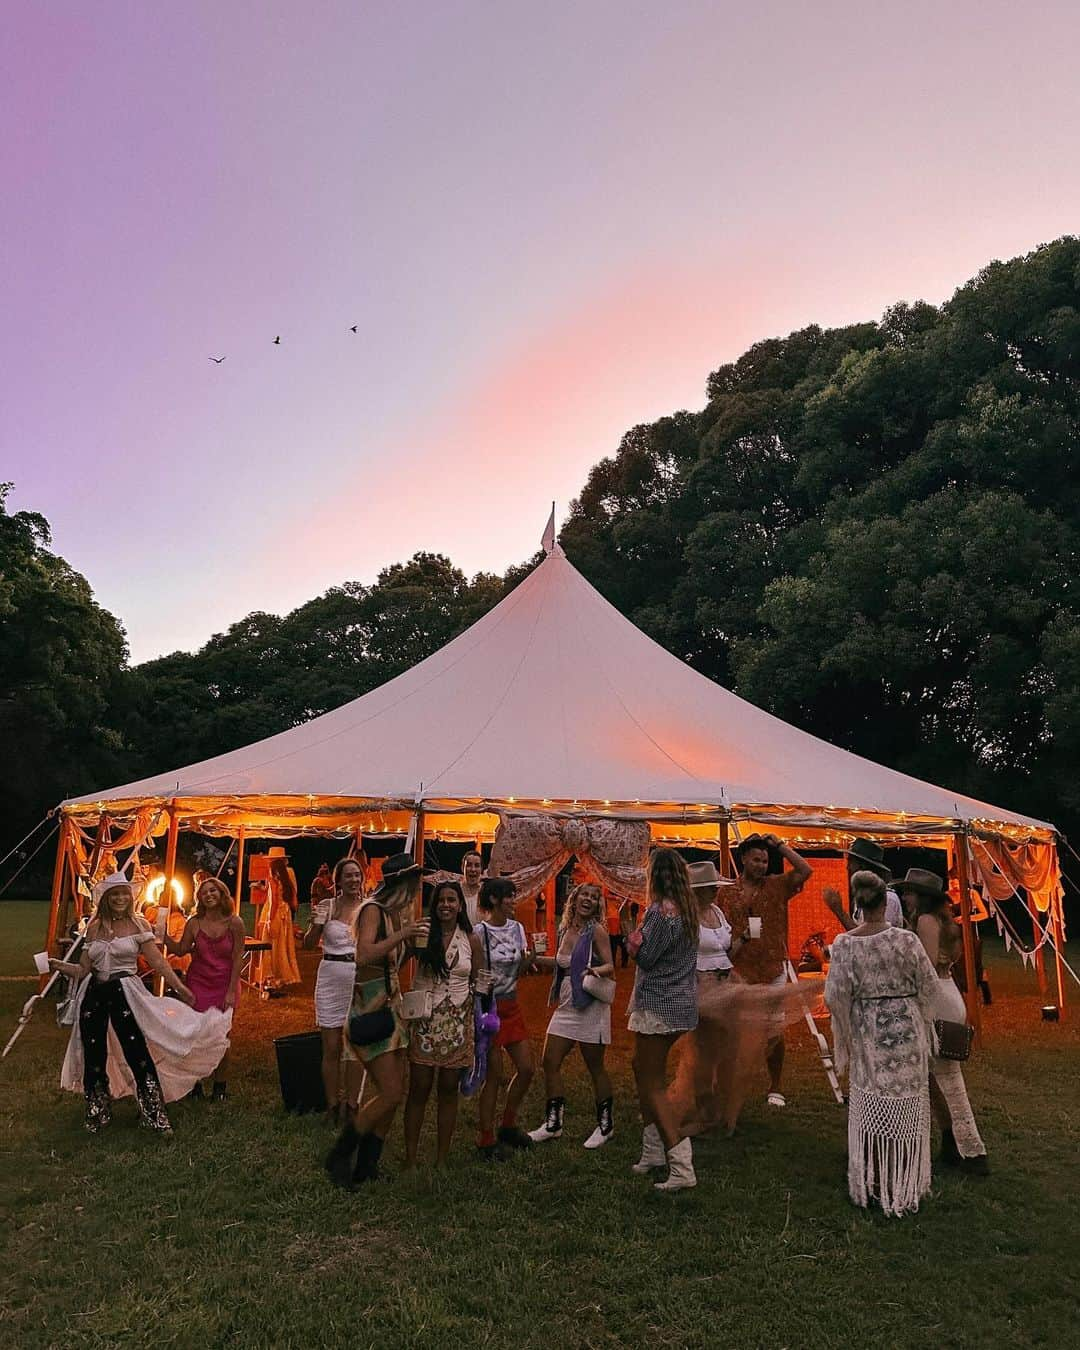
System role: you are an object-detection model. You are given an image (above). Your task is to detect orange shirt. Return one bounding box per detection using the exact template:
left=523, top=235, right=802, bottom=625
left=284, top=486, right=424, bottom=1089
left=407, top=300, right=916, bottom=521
left=721, top=871, right=804, bottom=984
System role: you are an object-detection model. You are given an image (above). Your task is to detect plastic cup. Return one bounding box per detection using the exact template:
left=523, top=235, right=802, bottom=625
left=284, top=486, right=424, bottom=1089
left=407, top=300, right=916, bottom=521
left=748, top=917, right=763, bottom=939
left=33, top=951, right=50, bottom=975
left=533, top=932, right=549, bottom=955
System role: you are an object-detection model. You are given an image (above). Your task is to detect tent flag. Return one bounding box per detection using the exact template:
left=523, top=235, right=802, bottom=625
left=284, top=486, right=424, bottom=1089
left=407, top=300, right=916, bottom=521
left=541, top=502, right=556, bottom=555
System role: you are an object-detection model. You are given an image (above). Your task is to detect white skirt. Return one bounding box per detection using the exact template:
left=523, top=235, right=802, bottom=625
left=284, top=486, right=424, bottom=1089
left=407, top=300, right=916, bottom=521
left=60, top=976, right=232, bottom=1103
left=314, top=959, right=355, bottom=1029
left=546, top=978, right=611, bottom=1045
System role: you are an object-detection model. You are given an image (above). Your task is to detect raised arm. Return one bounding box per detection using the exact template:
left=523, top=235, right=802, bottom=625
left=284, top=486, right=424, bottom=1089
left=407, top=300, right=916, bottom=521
left=824, top=886, right=856, bottom=932
left=764, top=834, right=812, bottom=892
left=354, top=905, right=421, bottom=965
left=302, top=899, right=330, bottom=950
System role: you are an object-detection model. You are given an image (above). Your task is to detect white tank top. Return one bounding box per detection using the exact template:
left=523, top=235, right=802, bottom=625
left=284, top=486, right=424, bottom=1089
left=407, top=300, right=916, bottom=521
left=697, top=905, right=733, bottom=972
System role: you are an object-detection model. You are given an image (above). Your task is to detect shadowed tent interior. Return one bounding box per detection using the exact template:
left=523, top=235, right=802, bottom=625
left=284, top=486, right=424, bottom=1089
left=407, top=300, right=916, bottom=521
left=49, top=544, right=1068, bottom=1026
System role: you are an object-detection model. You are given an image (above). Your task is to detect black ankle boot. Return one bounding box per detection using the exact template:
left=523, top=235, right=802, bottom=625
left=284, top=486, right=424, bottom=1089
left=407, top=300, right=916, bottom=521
left=350, top=1132, right=382, bottom=1188
left=940, top=1128, right=962, bottom=1167
left=325, top=1123, right=360, bottom=1188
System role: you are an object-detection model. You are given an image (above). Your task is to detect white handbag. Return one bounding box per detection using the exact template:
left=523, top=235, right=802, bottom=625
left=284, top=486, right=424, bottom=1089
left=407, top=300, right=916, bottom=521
left=582, top=969, right=616, bottom=1005
left=399, top=989, right=434, bottom=1020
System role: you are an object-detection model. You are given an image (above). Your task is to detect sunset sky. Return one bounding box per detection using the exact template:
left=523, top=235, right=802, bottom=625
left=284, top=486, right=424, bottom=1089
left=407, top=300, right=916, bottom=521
left=4, top=1, right=1079, bottom=663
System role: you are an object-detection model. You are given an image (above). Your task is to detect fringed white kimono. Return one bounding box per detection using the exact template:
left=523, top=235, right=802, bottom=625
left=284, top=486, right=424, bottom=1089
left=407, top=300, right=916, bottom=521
left=825, top=928, right=939, bottom=1217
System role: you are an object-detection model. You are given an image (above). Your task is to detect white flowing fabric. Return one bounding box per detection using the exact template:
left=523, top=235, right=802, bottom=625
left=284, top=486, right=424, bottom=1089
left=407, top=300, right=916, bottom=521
left=61, top=977, right=232, bottom=1102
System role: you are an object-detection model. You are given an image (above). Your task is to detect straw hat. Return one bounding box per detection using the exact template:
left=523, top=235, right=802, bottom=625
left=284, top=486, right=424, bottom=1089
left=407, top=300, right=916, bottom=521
left=371, top=852, right=423, bottom=902
left=267, top=846, right=289, bottom=858
left=687, top=861, right=724, bottom=890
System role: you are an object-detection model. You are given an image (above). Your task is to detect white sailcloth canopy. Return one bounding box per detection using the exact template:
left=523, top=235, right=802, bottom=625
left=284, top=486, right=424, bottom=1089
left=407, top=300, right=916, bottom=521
left=66, top=546, right=1052, bottom=834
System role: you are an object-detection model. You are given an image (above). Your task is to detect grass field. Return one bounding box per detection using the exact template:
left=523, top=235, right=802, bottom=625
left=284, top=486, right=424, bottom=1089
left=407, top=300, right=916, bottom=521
left=1, top=900, right=1077, bottom=1350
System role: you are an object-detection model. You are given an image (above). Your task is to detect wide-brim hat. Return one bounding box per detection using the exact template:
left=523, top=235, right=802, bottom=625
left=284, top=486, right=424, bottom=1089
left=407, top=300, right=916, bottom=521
left=688, top=860, right=725, bottom=889
left=92, top=872, right=134, bottom=906
left=845, top=838, right=891, bottom=879
left=267, top=846, right=289, bottom=858
left=371, top=852, right=423, bottom=900
left=894, top=867, right=945, bottom=898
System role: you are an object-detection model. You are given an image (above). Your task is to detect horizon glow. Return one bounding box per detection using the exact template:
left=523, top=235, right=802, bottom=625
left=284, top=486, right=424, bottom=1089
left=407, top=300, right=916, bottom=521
left=4, top=0, right=1079, bottom=663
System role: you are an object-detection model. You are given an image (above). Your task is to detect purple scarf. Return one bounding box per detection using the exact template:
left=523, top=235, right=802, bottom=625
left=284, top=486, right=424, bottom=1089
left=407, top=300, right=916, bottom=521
left=549, top=925, right=597, bottom=1009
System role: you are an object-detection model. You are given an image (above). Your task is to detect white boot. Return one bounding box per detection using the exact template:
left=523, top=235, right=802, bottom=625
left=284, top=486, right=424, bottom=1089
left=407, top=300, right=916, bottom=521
left=583, top=1096, right=614, bottom=1150
left=630, top=1123, right=665, bottom=1173
left=654, top=1136, right=696, bottom=1191
left=528, top=1097, right=564, bottom=1143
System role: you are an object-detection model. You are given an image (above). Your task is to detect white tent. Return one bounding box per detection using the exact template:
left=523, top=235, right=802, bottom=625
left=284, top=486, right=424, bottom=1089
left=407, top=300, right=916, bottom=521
left=65, top=544, right=1052, bottom=840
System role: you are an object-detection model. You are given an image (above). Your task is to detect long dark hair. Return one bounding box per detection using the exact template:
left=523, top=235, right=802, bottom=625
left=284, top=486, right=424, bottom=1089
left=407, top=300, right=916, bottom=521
left=269, top=858, right=297, bottom=910
left=419, top=881, right=471, bottom=979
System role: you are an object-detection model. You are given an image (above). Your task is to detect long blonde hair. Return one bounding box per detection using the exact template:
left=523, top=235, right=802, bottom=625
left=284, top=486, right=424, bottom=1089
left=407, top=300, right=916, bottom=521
left=90, top=883, right=136, bottom=938
left=646, top=849, right=697, bottom=943
left=559, top=883, right=602, bottom=939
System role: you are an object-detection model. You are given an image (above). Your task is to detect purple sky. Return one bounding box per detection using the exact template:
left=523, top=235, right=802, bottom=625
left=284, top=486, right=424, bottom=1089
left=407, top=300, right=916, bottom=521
left=4, top=1, right=1079, bottom=663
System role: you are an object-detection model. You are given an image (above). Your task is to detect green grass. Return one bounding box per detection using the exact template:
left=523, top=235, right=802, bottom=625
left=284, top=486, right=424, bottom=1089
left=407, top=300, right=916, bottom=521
left=1, top=900, right=1078, bottom=1349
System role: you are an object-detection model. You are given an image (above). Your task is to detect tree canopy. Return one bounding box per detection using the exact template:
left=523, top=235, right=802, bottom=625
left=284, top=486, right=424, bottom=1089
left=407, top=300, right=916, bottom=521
left=3, top=237, right=1079, bottom=858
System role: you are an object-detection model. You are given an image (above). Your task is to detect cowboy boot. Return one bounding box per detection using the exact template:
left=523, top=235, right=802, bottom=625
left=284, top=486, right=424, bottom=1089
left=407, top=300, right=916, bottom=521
left=528, top=1096, right=565, bottom=1143
left=654, top=1136, right=697, bottom=1192
left=584, top=1097, right=614, bottom=1149
left=630, top=1123, right=665, bottom=1173
left=325, top=1122, right=360, bottom=1187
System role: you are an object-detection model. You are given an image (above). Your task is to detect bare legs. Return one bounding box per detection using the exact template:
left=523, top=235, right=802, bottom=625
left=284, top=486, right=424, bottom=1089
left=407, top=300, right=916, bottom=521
left=766, top=1035, right=785, bottom=1095
left=478, top=1040, right=534, bottom=1139
left=631, top=1031, right=684, bottom=1149
left=352, top=1048, right=407, bottom=1140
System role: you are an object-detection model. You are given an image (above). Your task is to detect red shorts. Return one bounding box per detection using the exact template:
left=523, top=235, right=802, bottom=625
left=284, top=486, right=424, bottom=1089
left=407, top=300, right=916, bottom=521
left=494, top=997, right=529, bottom=1048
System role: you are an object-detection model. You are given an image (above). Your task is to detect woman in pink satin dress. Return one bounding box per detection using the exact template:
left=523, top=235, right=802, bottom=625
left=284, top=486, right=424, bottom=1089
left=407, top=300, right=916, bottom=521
left=165, top=876, right=245, bottom=1100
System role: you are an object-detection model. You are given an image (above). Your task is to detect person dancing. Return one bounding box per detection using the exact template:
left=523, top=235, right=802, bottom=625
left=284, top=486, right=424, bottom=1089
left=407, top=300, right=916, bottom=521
left=628, top=849, right=700, bottom=1191
left=304, top=857, right=366, bottom=1122
left=164, top=875, right=244, bottom=1100
left=528, top=882, right=617, bottom=1149
left=54, top=874, right=230, bottom=1134
left=474, top=877, right=536, bottom=1159
left=402, top=881, right=486, bottom=1167
left=324, top=854, right=424, bottom=1187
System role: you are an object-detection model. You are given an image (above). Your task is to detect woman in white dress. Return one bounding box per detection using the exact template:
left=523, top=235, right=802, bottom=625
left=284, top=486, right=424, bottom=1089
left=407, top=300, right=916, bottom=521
left=527, top=883, right=616, bottom=1149
left=825, top=871, right=940, bottom=1217
left=53, top=874, right=231, bottom=1134
left=304, top=856, right=365, bottom=1122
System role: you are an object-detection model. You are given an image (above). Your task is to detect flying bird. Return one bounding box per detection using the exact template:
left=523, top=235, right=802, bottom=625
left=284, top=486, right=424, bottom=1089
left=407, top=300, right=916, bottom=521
left=350, top=325, right=357, bottom=333
left=273, top=335, right=281, bottom=345
left=208, top=356, right=226, bottom=364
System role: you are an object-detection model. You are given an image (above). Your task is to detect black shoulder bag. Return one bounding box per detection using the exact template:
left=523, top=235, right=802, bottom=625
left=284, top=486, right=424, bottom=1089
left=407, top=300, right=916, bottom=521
left=348, top=907, right=397, bottom=1047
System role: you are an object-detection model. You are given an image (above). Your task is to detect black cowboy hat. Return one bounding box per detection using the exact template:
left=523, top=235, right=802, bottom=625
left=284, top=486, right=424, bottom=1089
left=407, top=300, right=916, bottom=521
left=845, top=838, right=891, bottom=879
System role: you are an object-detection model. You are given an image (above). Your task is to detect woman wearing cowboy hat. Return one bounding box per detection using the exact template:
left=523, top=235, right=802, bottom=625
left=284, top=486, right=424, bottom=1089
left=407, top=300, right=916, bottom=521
left=325, top=853, right=425, bottom=1187
left=53, top=874, right=231, bottom=1134
left=899, top=868, right=990, bottom=1175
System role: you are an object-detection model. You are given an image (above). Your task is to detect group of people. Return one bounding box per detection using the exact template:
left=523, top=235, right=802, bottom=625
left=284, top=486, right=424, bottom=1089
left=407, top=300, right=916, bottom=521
left=52, top=872, right=243, bottom=1132
left=50, top=832, right=989, bottom=1216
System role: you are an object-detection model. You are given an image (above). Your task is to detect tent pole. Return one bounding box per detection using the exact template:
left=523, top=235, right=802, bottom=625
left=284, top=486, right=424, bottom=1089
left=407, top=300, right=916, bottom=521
left=158, top=801, right=179, bottom=996
left=1024, top=893, right=1048, bottom=999
left=41, top=819, right=71, bottom=989
left=412, top=808, right=426, bottom=918
left=954, top=830, right=981, bottom=1036
left=1051, top=888, right=1067, bottom=1018
left=719, top=819, right=732, bottom=878
left=234, top=824, right=246, bottom=915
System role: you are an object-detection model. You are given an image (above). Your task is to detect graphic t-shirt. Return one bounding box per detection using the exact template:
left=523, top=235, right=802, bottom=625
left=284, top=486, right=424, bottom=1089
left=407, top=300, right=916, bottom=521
left=477, top=919, right=527, bottom=999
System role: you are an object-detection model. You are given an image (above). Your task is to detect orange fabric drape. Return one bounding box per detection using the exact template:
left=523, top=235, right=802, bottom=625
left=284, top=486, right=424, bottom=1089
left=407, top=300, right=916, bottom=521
left=970, top=838, right=1062, bottom=912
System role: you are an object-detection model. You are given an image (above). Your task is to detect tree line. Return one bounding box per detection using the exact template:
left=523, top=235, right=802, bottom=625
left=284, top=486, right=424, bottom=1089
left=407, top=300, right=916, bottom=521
left=3, top=236, right=1079, bottom=875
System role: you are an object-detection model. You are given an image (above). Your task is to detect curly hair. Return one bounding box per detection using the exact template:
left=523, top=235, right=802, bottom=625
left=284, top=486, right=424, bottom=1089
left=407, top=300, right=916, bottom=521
left=559, top=882, right=602, bottom=938
left=646, top=848, right=697, bottom=943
